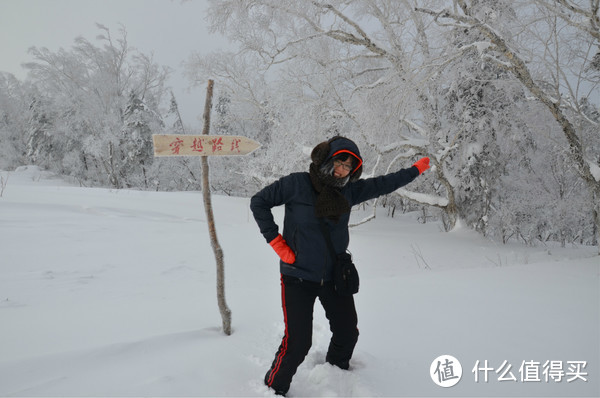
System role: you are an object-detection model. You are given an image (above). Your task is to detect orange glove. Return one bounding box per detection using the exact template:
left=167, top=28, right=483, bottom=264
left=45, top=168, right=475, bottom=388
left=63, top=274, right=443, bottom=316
left=269, top=234, right=296, bottom=264
left=412, top=157, right=430, bottom=174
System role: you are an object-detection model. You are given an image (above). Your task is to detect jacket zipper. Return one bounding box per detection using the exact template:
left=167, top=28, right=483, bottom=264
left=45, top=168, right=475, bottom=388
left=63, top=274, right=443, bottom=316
left=321, top=225, right=329, bottom=286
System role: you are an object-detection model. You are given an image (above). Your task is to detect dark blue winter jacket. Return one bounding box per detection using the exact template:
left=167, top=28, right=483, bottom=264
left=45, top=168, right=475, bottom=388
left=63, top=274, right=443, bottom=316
left=250, top=167, right=419, bottom=283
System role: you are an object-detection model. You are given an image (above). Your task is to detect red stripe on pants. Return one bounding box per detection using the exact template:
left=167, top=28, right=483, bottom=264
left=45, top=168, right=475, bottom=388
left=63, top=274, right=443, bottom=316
left=266, top=275, right=289, bottom=386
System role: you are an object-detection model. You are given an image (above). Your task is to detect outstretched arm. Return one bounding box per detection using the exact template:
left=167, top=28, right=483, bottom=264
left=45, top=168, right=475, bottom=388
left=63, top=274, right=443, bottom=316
left=350, top=158, right=430, bottom=205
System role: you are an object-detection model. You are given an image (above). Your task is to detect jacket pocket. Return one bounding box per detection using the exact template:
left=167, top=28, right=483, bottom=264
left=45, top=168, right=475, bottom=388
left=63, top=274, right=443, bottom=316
left=291, top=227, right=299, bottom=257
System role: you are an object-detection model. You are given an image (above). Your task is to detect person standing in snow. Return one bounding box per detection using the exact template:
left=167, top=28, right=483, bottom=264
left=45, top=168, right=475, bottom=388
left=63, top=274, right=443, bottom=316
left=250, top=136, right=430, bottom=396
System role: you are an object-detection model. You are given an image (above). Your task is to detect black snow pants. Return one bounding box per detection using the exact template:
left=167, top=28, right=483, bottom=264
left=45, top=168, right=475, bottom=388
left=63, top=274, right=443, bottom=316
left=264, top=275, right=360, bottom=395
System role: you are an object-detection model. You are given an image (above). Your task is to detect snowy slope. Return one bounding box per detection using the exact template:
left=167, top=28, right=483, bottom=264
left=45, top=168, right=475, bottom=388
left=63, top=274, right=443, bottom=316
left=0, top=166, right=598, bottom=397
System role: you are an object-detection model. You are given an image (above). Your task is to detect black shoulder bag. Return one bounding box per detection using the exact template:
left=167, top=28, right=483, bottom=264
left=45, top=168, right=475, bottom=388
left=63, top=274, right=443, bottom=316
left=316, top=217, right=360, bottom=296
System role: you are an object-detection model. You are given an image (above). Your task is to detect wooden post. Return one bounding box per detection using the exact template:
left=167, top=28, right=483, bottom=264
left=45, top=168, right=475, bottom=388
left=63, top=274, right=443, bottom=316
left=200, top=79, right=232, bottom=336
left=152, top=82, right=260, bottom=336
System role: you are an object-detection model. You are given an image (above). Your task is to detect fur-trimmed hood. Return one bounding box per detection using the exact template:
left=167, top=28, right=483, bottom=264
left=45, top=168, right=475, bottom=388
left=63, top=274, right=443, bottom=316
left=310, top=136, right=363, bottom=181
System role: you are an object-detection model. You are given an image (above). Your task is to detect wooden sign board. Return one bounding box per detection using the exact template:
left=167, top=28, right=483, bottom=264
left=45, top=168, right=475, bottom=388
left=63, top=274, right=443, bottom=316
left=153, top=134, right=260, bottom=157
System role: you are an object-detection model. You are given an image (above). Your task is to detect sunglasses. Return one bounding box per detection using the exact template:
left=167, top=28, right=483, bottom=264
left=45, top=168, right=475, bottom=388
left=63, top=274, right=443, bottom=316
left=333, top=159, right=354, bottom=171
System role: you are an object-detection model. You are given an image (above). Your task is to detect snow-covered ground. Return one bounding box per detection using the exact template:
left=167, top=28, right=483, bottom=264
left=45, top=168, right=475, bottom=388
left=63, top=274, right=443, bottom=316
left=0, top=166, right=598, bottom=397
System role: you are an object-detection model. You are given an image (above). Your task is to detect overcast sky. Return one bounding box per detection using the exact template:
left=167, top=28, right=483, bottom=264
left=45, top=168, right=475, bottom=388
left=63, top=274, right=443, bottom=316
left=0, top=0, right=232, bottom=126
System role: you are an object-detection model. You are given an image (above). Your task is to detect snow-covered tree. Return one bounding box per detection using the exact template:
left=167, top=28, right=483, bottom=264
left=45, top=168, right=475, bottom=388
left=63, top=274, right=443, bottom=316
left=22, top=24, right=170, bottom=188
left=0, top=73, right=30, bottom=169
left=192, top=0, right=529, bottom=229
left=416, top=0, right=599, bottom=247
left=188, top=0, right=598, bottom=248
left=120, top=91, right=164, bottom=188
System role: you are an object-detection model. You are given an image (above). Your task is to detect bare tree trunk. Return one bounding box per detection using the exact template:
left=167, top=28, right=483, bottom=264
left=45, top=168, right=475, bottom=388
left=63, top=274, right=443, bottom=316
left=0, top=172, right=9, bottom=197
left=103, top=141, right=120, bottom=189
left=200, top=79, right=232, bottom=335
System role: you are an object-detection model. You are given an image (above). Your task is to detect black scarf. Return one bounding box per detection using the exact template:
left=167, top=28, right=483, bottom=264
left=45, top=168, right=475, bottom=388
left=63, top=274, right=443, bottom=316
left=309, top=162, right=351, bottom=223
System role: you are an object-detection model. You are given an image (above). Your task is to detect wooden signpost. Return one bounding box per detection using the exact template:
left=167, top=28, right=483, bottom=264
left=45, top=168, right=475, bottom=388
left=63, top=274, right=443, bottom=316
left=152, top=80, right=260, bottom=336
left=152, top=134, right=260, bottom=157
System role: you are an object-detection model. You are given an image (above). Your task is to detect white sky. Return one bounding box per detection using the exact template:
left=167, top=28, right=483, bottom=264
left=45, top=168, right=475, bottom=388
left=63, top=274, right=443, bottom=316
left=0, top=0, right=232, bottom=126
